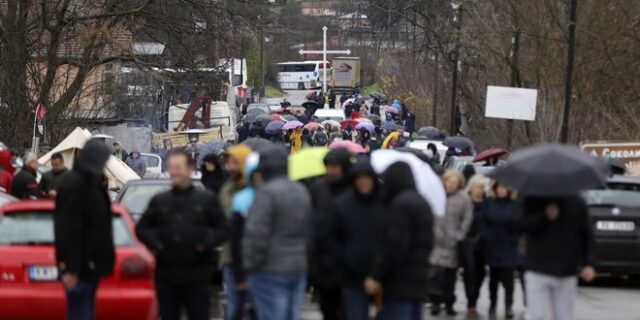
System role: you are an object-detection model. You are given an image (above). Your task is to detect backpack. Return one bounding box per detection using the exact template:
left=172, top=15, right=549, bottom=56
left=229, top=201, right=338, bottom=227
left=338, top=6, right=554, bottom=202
left=313, top=132, right=329, bottom=146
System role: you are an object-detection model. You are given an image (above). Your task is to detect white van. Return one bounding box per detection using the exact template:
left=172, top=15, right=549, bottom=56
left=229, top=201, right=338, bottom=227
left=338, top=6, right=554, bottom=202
left=313, top=109, right=345, bottom=122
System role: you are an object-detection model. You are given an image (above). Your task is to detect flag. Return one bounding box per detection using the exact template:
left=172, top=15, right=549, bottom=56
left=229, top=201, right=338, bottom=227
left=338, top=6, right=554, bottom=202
left=35, top=103, right=45, bottom=136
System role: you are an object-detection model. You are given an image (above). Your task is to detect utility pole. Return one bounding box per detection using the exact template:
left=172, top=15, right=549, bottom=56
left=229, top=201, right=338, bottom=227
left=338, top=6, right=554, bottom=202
left=449, top=4, right=462, bottom=135
left=560, top=0, right=578, bottom=143
left=259, top=19, right=265, bottom=100
left=432, top=50, right=439, bottom=127
left=506, top=29, right=521, bottom=148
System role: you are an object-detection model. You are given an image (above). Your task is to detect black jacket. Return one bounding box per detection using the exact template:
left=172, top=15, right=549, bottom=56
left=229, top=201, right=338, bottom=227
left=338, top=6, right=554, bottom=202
left=40, top=168, right=69, bottom=194
left=330, top=160, right=385, bottom=287
left=54, top=168, right=114, bottom=280
left=370, top=162, right=434, bottom=301
left=516, top=195, right=595, bottom=277
left=136, top=186, right=228, bottom=284
left=308, top=148, right=352, bottom=288
left=12, top=166, right=39, bottom=199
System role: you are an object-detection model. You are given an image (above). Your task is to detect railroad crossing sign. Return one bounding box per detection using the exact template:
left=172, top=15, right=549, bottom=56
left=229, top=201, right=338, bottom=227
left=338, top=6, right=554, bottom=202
left=299, top=26, right=351, bottom=105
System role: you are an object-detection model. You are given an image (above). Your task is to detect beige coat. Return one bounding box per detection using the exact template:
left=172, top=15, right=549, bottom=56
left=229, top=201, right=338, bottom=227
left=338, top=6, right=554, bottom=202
left=429, top=190, right=473, bottom=268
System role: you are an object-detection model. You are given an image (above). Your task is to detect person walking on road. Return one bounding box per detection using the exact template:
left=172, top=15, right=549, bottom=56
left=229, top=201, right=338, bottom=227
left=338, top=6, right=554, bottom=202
left=12, top=153, right=40, bottom=199
left=126, top=150, right=147, bottom=178
left=429, top=170, right=473, bottom=317
left=462, top=175, right=487, bottom=318
left=219, top=145, right=252, bottom=320
left=308, top=148, right=353, bottom=320
left=112, top=142, right=128, bottom=161
left=136, top=149, right=228, bottom=320
left=201, top=153, right=226, bottom=195
left=159, top=139, right=173, bottom=172
left=517, top=195, right=596, bottom=320
left=483, top=182, right=520, bottom=318
left=365, top=162, right=434, bottom=320
left=331, top=158, right=385, bottom=320
left=40, top=152, right=69, bottom=198
left=329, top=91, right=337, bottom=109
left=244, top=147, right=312, bottom=320
left=54, top=139, right=114, bottom=320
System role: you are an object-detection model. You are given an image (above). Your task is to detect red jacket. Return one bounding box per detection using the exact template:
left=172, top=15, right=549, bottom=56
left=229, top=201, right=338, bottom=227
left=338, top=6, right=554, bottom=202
left=0, top=150, right=13, bottom=194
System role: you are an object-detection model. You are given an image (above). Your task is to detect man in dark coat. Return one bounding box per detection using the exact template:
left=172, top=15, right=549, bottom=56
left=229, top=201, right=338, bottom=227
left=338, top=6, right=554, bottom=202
left=136, top=150, right=228, bottom=320
left=365, top=162, right=434, bottom=320
left=308, top=148, right=353, bottom=320
left=12, top=154, right=40, bottom=199
left=328, top=91, right=337, bottom=109
left=330, top=158, right=385, bottom=320
left=516, top=195, right=595, bottom=320
left=201, top=153, right=226, bottom=195
left=54, top=139, right=114, bottom=320
left=40, top=152, right=69, bottom=198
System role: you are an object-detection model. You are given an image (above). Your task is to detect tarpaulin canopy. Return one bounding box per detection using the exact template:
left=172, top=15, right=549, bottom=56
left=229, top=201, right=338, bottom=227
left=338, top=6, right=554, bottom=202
left=39, top=127, right=140, bottom=190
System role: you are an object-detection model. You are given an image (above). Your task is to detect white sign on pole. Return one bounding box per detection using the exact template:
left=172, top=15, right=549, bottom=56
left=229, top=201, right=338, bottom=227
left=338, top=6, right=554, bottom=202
left=485, top=86, right=537, bottom=121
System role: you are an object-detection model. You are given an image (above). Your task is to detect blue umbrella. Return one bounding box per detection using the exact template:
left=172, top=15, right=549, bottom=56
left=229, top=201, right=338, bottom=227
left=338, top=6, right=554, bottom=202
left=355, top=122, right=375, bottom=132
left=265, top=120, right=285, bottom=135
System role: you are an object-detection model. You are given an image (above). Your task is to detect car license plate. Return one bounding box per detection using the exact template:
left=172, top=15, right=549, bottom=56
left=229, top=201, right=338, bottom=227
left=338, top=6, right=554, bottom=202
left=596, top=221, right=635, bottom=232
left=28, top=266, right=58, bottom=281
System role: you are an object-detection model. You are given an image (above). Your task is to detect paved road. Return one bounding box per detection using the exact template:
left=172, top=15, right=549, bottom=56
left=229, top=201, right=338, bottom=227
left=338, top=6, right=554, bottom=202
left=207, top=277, right=640, bottom=319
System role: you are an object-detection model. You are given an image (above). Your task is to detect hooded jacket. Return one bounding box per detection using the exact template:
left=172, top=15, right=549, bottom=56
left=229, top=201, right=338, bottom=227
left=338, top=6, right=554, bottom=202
left=54, top=139, right=115, bottom=280
left=201, top=154, right=226, bottom=195
left=370, top=162, right=434, bottom=301
left=0, top=150, right=14, bottom=194
left=229, top=153, right=260, bottom=284
left=330, top=159, right=385, bottom=287
left=243, top=147, right=311, bottom=273
left=219, top=144, right=252, bottom=266
left=308, top=148, right=352, bottom=287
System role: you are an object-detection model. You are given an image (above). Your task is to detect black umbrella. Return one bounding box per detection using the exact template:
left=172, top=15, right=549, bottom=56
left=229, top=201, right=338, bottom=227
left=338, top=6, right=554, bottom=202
left=382, top=123, right=405, bottom=131
left=245, top=109, right=267, bottom=123
left=302, top=100, right=321, bottom=108
left=253, top=114, right=272, bottom=128
left=367, top=114, right=381, bottom=121
left=370, top=92, right=385, bottom=101
left=242, top=138, right=275, bottom=154
left=443, top=136, right=475, bottom=150
left=197, top=140, right=228, bottom=164
left=492, top=144, right=609, bottom=197
left=418, top=126, right=441, bottom=139
left=604, top=157, right=626, bottom=175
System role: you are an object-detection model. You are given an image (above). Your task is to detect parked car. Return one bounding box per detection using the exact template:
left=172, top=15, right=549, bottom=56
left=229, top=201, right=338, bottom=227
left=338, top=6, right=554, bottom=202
left=0, top=192, right=17, bottom=206
left=0, top=200, right=157, bottom=320
left=139, top=153, right=162, bottom=178
left=407, top=139, right=447, bottom=162
left=583, top=176, right=640, bottom=278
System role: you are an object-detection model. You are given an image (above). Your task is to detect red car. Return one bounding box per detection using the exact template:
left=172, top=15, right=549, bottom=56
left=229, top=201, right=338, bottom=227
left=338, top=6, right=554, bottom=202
left=0, top=200, right=157, bottom=320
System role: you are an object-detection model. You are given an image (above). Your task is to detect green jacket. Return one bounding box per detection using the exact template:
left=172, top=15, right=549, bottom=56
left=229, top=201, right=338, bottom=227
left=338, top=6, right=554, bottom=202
left=218, top=179, right=244, bottom=266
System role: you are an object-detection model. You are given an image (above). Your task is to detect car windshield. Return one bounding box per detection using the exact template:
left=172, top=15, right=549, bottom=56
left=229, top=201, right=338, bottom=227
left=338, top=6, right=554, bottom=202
left=141, top=155, right=160, bottom=167
left=120, top=184, right=172, bottom=214
left=0, top=194, right=16, bottom=206
left=582, top=190, right=640, bottom=207
left=0, top=212, right=133, bottom=246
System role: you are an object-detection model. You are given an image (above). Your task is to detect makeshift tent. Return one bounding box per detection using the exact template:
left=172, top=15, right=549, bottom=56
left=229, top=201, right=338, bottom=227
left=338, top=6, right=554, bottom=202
left=39, top=127, right=140, bottom=190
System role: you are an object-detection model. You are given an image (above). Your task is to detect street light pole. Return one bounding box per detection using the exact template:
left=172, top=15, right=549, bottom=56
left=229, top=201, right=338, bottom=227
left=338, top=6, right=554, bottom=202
left=560, top=0, right=578, bottom=143
left=259, top=22, right=265, bottom=100
left=506, top=29, right=521, bottom=148
left=449, top=4, right=462, bottom=135
left=322, top=26, right=328, bottom=98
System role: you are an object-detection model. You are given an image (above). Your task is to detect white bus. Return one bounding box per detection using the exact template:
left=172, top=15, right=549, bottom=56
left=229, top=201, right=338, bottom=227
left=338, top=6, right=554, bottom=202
left=276, top=61, right=331, bottom=90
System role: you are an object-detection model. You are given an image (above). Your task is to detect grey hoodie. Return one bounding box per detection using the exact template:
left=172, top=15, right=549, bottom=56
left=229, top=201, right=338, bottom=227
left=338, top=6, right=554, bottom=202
left=243, top=147, right=311, bottom=274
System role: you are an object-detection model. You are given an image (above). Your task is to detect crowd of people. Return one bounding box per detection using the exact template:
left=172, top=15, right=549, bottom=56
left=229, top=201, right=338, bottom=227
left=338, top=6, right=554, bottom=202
left=237, top=94, right=420, bottom=155
left=0, top=148, right=69, bottom=200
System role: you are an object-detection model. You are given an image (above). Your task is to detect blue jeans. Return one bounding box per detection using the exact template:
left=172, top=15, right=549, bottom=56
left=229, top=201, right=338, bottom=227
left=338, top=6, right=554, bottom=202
left=378, top=300, right=422, bottom=320
left=342, top=286, right=370, bottom=320
left=223, top=265, right=249, bottom=320
left=247, top=272, right=306, bottom=320
left=65, top=279, right=98, bottom=320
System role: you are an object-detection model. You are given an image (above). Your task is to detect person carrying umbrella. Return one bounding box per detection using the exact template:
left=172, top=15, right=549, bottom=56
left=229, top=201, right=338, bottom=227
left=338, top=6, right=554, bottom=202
left=365, top=162, right=434, bottom=320
left=429, top=170, right=473, bottom=317
left=482, top=181, right=520, bottom=319
left=493, top=144, right=602, bottom=320
left=290, top=128, right=303, bottom=154
left=328, top=90, right=337, bottom=109
left=343, top=125, right=355, bottom=142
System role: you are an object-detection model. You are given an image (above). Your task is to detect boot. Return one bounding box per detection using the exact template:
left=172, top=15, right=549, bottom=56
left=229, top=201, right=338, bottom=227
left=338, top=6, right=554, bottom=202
left=488, top=303, right=497, bottom=317
left=445, top=305, right=457, bottom=316
left=506, top=306, right=515, bottom=319
left=431, top=304, right=441, bottom=316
